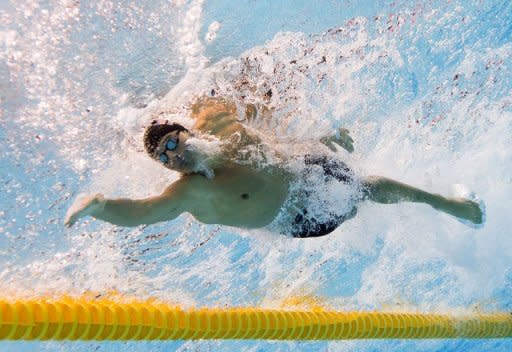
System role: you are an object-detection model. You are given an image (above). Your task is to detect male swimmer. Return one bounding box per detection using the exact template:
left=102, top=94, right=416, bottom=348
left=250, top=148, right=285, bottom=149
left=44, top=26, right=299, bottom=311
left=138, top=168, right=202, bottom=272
left=65, top=98, right=484, bottom=237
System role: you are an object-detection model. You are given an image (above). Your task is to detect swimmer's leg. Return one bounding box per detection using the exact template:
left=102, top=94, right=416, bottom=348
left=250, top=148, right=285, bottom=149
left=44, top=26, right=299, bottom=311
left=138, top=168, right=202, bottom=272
left=361, top=176, right=484, bottom=225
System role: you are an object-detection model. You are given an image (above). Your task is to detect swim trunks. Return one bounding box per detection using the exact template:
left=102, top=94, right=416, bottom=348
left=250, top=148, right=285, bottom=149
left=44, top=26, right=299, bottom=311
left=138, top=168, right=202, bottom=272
left=290, top=155, right=358, bottom=238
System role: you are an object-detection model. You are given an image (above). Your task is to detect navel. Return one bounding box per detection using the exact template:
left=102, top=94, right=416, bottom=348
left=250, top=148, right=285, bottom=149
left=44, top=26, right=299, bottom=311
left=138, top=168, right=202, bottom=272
left=241, top=193, right=250, bottom=200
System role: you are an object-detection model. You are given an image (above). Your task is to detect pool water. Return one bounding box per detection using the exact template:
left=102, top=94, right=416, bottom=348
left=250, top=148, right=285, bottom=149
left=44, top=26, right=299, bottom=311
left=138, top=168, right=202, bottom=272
left=1, top=0, right=512, bottom=350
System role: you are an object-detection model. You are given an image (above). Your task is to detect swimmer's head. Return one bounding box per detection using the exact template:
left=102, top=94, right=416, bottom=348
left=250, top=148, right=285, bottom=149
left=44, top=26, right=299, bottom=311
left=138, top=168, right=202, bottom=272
left=143, top=122, right=218, bottom=177
left=143, top=122, right=193, bottom=172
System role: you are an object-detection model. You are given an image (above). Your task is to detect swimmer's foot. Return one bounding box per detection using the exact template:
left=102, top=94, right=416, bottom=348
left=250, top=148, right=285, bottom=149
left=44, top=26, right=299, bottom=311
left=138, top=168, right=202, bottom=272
left=64, top=193, right=105, bottom=227
left=449, top=184, right=486, bottom=228
left=433, top=196, right=484, bottom=227
left=449, top=197, right=485, bottom=227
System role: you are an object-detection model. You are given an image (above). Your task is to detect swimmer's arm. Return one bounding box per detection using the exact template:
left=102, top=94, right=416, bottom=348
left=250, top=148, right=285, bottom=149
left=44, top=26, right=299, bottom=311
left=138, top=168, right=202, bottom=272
left=64, top=191, right=185, bottom=227
left=191, top=97, right=270, bottom=128
left=320, top=128, right=354, bottom=153
left=190, top=97, right=237, bottom=120
left=191, top=97, right=272, bottom=122
left=191, top=97, right=264, bottom=147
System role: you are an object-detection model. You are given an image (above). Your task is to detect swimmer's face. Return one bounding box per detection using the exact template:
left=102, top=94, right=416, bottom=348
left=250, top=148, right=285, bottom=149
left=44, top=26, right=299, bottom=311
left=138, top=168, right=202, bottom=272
left=154, top=130, right=209, bottom=174
left=154, top=130, right=192, bottom=172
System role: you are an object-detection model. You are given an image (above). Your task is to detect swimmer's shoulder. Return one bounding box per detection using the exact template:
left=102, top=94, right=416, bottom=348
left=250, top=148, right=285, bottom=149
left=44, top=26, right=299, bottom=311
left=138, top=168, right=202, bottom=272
left=161, top=171, right=229, bottom=204
left=162, top=172, right=211, bottom=196
left=164, top=164, right=287, bottom=194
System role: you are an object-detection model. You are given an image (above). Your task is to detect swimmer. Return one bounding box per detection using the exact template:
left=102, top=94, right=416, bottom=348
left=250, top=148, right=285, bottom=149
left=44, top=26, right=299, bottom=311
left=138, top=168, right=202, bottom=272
left=64, top=98, right=484, bottom=237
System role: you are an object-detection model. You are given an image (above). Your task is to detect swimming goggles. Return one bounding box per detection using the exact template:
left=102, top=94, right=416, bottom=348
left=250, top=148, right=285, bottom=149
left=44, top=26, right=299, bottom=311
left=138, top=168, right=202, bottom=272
left=159, top=136, right=179, bottom=163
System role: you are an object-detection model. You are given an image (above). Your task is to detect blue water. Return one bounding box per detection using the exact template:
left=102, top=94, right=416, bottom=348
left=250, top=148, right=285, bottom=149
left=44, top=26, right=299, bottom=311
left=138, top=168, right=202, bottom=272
left=1, top=0, right=512, bottom=350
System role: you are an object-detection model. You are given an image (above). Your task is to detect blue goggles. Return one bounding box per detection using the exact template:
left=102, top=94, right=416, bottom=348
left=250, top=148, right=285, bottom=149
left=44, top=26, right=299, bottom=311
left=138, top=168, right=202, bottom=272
left=159, top=137, right=179, bottom=163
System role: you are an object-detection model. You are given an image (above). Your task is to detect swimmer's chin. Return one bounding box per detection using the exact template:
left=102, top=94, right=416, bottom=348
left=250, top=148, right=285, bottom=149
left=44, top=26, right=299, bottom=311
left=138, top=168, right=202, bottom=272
left=194, top=165, right=215, bottom=178
left=181, top=160, right=215, bottom=179
left=169, top=157, right=216, bottom=179
left=180, top=150, right=220, bottom=178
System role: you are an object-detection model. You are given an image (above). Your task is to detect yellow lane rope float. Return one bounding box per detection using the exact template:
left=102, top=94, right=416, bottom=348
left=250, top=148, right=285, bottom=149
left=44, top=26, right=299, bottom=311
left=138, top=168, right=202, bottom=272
left=0, top=297, right=511, bottom=340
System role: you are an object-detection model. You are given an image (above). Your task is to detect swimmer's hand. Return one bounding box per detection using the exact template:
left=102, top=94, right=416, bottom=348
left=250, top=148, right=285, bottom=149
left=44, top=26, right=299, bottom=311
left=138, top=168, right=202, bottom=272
left=64, top=193, right=105, bottom=227
left=320, top=128, right=354, bottom=153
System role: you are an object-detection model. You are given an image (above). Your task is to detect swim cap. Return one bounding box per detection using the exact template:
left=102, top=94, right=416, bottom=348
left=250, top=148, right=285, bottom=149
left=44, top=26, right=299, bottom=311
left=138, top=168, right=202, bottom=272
left=143, top=122, right=189, bottom=157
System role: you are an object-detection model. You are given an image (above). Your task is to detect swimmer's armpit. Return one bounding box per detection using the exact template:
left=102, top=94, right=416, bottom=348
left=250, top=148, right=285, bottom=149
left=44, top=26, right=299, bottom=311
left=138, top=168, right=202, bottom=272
left=320, top=128, right=354, bottom=153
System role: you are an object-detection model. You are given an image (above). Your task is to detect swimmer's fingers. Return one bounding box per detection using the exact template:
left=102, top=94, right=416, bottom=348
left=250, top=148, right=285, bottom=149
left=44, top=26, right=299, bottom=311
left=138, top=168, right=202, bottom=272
left=338, top=128, right=354, bottom=143
left=320, top=136, right=338, bottom=152
left=337, top=138, right=354, bottom=153
left=321, top=128, right=354, bottom=153
left=64, top=213, right=81, bottom=228
left=333, top=128, right=354, bottom=153
left=326, top=141, right=338, bottom=152
left=64, top=214, right=75, bottom=227
left=64, top=193, right=105, bottom=228
left=245, top=104, right=257, bottom=122
left=64, top=208, right=83, bottom=227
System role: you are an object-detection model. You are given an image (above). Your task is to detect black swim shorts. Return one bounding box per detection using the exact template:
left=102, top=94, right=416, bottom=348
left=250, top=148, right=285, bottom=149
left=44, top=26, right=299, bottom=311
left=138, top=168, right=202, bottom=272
left=290, top=155, right=357, bottom=238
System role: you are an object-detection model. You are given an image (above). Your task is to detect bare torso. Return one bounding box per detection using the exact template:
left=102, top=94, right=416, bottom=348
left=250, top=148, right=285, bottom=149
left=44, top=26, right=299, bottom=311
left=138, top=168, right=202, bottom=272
left=167, top=162, right=289, bottom=228
left=168, top=98, right=291, bottom=228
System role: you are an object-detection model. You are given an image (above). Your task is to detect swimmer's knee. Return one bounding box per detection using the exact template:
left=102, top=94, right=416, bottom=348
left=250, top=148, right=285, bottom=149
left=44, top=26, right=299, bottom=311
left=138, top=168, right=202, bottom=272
left=361, top=176, right=379, bottom=198
left=361, top=176, right=393, bottom=202
left=361, top=176, right=393, bottom=190
left=362, top=176, right=384, bottom=185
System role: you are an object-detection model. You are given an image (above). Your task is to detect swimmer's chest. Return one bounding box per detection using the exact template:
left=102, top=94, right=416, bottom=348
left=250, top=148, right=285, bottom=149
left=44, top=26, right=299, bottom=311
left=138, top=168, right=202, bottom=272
left=181, top=165, right=289, bottom=228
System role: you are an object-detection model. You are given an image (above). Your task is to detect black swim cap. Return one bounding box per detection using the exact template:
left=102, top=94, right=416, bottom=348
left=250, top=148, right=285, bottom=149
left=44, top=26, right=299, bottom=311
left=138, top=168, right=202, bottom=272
left=143, top=122, right=189, bottom=157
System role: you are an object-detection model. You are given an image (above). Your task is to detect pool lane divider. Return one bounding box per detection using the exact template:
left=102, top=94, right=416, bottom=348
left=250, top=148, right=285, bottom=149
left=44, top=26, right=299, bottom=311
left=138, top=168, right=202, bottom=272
left=0, top=298, right=511, bottom=340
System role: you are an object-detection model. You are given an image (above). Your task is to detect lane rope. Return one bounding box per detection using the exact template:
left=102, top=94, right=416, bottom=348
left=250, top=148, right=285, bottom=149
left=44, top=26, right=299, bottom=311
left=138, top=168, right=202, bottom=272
left=0, top=298, right=510, bottom=340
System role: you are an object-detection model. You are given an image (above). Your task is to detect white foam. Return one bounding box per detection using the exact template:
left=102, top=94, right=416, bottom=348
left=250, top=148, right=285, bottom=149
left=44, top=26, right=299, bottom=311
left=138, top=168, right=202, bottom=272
left=174, top=0, right=208, bottom=71
left=205, top=21, right=221, bottom=43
